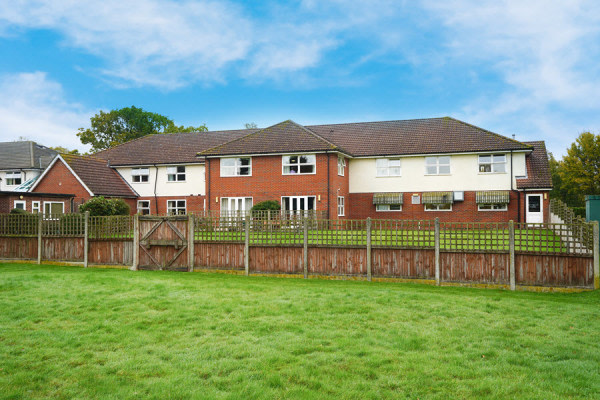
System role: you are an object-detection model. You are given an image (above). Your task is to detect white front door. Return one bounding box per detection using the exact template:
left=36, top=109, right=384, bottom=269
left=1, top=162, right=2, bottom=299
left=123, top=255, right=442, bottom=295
left=282, top=196, right=316, bottom=217
left=220, top=197, right=252, bottom=216
left=526, top=194, right=543, bottom=223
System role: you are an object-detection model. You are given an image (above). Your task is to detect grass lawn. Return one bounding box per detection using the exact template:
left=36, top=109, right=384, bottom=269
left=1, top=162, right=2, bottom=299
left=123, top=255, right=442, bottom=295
left=1, top=264, right=599, bottom=399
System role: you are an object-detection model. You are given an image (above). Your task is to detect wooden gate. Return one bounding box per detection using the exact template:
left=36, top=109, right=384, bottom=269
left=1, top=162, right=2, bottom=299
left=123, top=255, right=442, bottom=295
left=137, top=216, right=190, bottom=271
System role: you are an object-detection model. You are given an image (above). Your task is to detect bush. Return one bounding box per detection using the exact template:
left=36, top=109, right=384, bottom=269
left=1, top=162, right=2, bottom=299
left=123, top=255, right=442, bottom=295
left=573, top=207, right=586, bottom=218
left=251, top=200, right=281, bottom=212
left=79, top=196, right=130, bottom=216
left=9, top=208, right=30, bottom=215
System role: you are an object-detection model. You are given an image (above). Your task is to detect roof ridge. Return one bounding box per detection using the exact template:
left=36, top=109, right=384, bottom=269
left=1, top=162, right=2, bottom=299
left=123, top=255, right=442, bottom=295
left=93, top=133, right=162, bottom=157
left=305, top=116, right=447, bottom=127
left=445, top=117, right=532, bottom=149
left=197, top=127, right=264, bottom=156
left=286, top=120, right=339, bottom=151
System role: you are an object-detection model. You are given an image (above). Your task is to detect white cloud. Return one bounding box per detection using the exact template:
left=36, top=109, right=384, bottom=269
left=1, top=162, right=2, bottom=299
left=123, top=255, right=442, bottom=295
left=0, top=72, right=92, bottom=151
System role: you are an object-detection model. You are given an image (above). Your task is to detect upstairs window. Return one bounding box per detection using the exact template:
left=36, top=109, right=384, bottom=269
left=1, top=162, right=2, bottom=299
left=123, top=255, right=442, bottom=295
left=425, top=156, right=451, bottom=175
left=337, top=156, right=346, bottom=176
left=479, top=154, right=506, bottom=173
left=5, top=171, right=22, bottom=186
left=131, top=167, right=149, bottom=183
left=221, top=158, right=251, bottom=176
left=376, top=158, right=401, bottom=177
left=167, top=166, right=186, bottom=182
left=283, top=154, right=316, bottom=175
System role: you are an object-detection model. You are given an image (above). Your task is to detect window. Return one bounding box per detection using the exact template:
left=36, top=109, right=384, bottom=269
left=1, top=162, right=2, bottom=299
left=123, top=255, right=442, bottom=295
left=221, top=158, right=251, bottom=176
left=167, top=166, right=186, bottom=182
left=337, top=156, right=346, bottom=176
left=376, top=158, right=401, bottom=177
left=425, top=156, right=451, bottom=175
left=478, top=203, right=508, bottom=211
left=220, top=197, right=253, bottom=215
left=44, top=202, right=64, bottom=215
left=167, top=200, right=186, bottom=215
left=425, top=203, right=452, bottom=211
left=32, top=201, right=40, bottom=214
left=376, top=204, right=402, bottom=212
left=13, top=200, right=26, bottom=210
left=283, top=154, right=316, bottom=175
left=478, top=154, right=506, bottom=173
left=132, top=168, right=149, bottom=183
left=137, top=200, right=151, bottom=215
left=5, top=171, right=22, bottom=186
left=337, top=196, right=345, bottom=216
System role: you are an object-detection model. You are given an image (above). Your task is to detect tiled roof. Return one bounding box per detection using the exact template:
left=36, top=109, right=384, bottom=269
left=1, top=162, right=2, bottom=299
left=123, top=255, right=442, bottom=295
left=516, top=141, right=553, bottom=189
left=61, top=154, right=137, bottom=197
left=199, top=120, right=338, bottom=156
left=307, top=117, right=532, bottom=156
left=0, top=141, right=57, bottom=170
left=93, top=130, right=254, bottom=166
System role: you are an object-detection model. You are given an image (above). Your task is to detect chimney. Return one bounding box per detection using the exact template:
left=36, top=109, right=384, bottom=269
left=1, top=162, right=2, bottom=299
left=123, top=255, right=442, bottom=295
left=512, top=134, right=516, bottom=139
left=30, top=142, right=34, bottom=167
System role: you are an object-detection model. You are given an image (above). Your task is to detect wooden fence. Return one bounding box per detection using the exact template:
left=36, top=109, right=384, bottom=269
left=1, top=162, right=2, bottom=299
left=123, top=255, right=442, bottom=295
left=1, top=213, right=598, bottom=290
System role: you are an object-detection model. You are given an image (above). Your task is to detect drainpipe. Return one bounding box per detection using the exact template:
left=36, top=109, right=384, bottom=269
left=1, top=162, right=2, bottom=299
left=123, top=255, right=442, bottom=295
left=326, top=151, right=330, bottom=219
left=153, top=164, right=159, bottom=214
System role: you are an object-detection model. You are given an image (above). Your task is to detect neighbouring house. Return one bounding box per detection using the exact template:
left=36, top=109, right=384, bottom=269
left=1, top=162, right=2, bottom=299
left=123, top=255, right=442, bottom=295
left=0, top=141, right=57, bottom=192
left=0, top=191, right=75, bottom=214
left=29, top=154, right=138, bottom=213
left=93, top=129, right=252, bottom=215
left=17, top=117, right=552, bottom=223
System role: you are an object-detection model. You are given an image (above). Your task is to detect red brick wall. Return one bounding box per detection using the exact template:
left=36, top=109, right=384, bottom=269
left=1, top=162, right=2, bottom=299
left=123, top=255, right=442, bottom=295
left=348, top=191, right=550, bottom=223
left=0, top=195, right=74, bottom=214
left=32, top=159, right=91, bottom=206
left=207, top=153, right=346, bottom=219
left=136, top=195, right=206, bottom=214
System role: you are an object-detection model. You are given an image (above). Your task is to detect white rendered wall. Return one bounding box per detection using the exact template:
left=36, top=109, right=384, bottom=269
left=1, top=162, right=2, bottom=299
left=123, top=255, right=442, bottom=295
left=116, top=164, right=206, bottom=197
left=0, top=169, right=40, bottom=191
left=349, top=152, right=528, bottom=193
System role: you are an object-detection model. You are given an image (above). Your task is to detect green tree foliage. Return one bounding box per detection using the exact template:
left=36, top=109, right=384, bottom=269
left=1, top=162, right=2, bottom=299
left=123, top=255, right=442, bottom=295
left=77, top=106, right=207, bottom=152
left=553, top=132, right=600, bottom=207
left=245, top=122, right=258, bottom=129
left=79, top=196, right=130, bottom=216
left=251, top=200, right=281, bottom=212
left=50, top=146, right=81, bottom=155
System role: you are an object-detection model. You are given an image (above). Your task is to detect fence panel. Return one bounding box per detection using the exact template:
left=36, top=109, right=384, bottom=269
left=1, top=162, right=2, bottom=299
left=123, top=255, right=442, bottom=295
left=89, top=215, right=134, bottom=239
left=0, top=213, right=38, bottom=237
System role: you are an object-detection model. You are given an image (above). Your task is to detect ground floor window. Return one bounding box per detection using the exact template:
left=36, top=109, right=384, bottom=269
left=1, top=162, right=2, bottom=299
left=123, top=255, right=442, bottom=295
left=44, top=201, right=64, bottom=215
left=478, top=203, right=507, bottom=211
left=281, top=196, right=316, bottom=216
left=13, top=200, right=25, bottom=210
left=337, top=196, right=345, bottom=216
left=137, top=200, right=151, bottom=215
left=376, top=204, right=402, bottom=212
left=32, top=201, right=40, bottom=213
left=220, top=197, right=253, bottom=216
left=167, top=200, right=186, bottom=215
left=425, top=203, right=452, bottom=211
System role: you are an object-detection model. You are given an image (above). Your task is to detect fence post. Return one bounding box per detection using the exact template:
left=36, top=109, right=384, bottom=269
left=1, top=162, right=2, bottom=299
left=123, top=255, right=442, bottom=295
left=132, top=214, right=139, bottom=270
left=188, top=214, right=195, bottom=272
left=244, top=214, right=250, bottom=276
left=509, top=220, right=516, bottom=291
left=83, top=211, right=89, bottom=268
left=594, top=221, right=599, bottom=290
left=37, top=213, right=43, bottom=265
left=303, top=218, right=308, bottom=279
left=434, top=218, right=440, bottom=286
left=366, top=217, right=372, bottom=281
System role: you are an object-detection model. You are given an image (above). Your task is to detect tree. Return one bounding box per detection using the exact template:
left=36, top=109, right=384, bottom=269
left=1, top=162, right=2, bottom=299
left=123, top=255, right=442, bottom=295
left=50, top=146, right=81, bottom=155
left=556, top=132, right=600, bottom=207
left=244, top=122, right=258, bottom=129
left=77, top=106, right=207, bottom=152
left=79, top=197, right=130, bottom=216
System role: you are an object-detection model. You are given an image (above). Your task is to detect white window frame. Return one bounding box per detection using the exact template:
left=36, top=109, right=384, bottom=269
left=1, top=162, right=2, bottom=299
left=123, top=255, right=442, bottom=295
left=337, top=196, right=345, bottom=216
left=137, top=200, right=151, bottom=215
left=131, top=167, right=150, bottom=183
left=282, top=154, right=316, bottom=175
left=43, top=201, right=64, bottom=216
left=425, top=156, right=451, bottom=175
left=167, top=199, right=186, bottom=215
left=167, top=166, right=186, bottom=182
left=13, top=200, right=26, bottom=210
left=424, top=203, right=452, bottom=211
left=376, top=158, right=401, bottom=177
left=220, top=158, right=252, bottom=177
left=32, top=201, right=40, bottom=214
left=337, top=156, right=346, bottom=176
left=5, top=171, right=22, bottom=186
left=478, top=154, right=507, bottom=174
left=478, top=203, right=508, bottom=211
left=376, top=204, right=402, bottom=212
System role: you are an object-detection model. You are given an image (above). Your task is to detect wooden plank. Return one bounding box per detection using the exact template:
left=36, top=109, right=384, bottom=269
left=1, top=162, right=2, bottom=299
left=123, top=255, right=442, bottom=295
left=372, top=248, right=435, bottom=279
left=0, top=237, right=38, bottom=259
left=516, top=254, right=593, bottom=287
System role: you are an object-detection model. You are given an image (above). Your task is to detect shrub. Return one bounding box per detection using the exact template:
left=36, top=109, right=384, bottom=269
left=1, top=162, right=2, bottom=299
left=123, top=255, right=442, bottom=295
left=572, top=207, right=586, bottom=218
left=79, top=197, right=130, bottom=216
left=9, top=208, right=30, bottom=214
left=251, top=200, right=281, bottom=212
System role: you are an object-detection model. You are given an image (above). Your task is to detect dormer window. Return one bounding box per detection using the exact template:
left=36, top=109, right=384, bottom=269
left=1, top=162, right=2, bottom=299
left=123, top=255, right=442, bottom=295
left=283, top=154, right=315, bottom=175
left=6, top=171, right=22, bottom=186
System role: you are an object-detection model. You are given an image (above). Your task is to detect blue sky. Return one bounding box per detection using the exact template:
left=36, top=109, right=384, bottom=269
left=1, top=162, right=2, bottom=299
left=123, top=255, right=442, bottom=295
left=0, top=1, right=599, bottom=156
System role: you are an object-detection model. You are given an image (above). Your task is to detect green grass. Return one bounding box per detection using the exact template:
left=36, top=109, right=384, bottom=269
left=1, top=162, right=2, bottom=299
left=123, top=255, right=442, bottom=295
left=1, top=264, right=599, bottom=399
